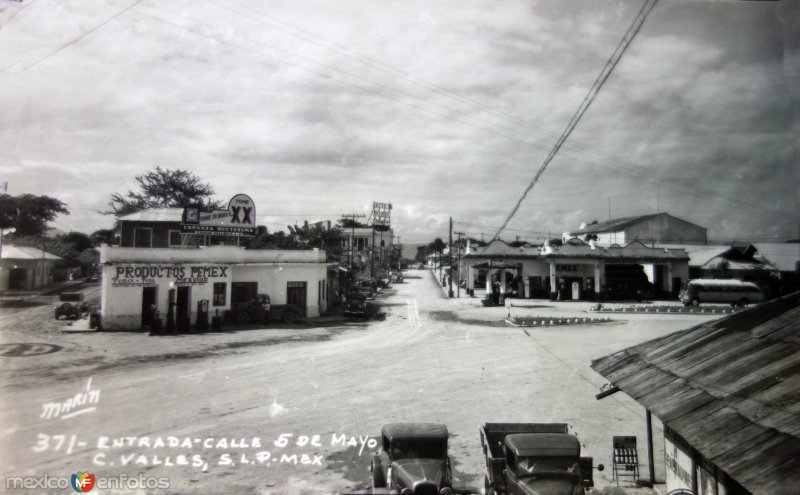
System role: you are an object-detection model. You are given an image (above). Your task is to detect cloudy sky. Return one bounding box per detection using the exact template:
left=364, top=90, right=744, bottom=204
left=1, top=0, right=798, bottom=248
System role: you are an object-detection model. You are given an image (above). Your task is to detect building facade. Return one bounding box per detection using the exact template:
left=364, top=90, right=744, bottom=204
left=592, top=292, right=800, bottom=495
left=0, top=245, right=61, bottom=291
left=100, top=245, right=331, bottom=330
left=464, top=239, right=690, bottom=300
left=564, top=213, right=708, bottom=247
left=340, top=226, right=393, bottom=279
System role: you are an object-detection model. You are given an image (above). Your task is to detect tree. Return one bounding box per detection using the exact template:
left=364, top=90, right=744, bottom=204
left=415, top=245, right=427, bottom=263
left=105, top=166, right=222, bottom=217
left=427, top=238, right=446, bottom=268
left=90, top=228, right=118, bottom=246
left=337, top=218, right=367, bottom=229
left=0, top=194, right=69, bottom=236
left=61, top=232, right=93, bottom=252
left=287, top=223, right=344, bottom=260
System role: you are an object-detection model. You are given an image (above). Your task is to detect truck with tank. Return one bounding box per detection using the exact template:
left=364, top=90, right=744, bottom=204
left=480, top=423, right=602, bottom=495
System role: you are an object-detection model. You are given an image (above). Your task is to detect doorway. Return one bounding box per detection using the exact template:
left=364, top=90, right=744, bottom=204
left=8, top=268, right=27, bottom=290
left=176, top=286, right=191, bottom=329
left=141, top=286, right=158, bottom=329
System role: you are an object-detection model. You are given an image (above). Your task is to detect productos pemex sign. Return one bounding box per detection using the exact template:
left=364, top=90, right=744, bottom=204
left=181, top=194, right=256, bottom=236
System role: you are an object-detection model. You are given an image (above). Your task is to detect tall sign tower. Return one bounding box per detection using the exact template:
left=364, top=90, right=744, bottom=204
left=369, top=202, right=392, bottom=279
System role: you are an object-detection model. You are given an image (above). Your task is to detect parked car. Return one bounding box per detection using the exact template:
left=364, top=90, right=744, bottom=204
left=370, top=423, right=453, bottom=495
left=480, top=422, right=602, bottom=495
left=55, top=293, right=88, bottom=320
left=344, top=290, right=367, bottom=317
left=228, top=294, right=305, bottom=324
left=229, top=294, right=271, bottom=324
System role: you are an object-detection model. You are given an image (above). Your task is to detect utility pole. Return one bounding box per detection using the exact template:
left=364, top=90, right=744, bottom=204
left=371, top=226, right=376, bottom=280
left=454, top=231, right=465, bottom=298
left=40, top=230, right=47, bottom=289
left=448, top=217, right=454, bottom=298
left=341, top=213, right=365, bottom=289
left=396, top=236, right=401, bottom=270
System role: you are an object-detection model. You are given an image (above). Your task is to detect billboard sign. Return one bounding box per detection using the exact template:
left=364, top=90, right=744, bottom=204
left=181, top=194, right=256, bottom=236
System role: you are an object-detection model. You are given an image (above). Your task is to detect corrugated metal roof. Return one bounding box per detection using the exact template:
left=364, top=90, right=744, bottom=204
left=570, top=213, right=707, bottom=235
left=468, top=241, right=688, bottom=262
left=570, top=214, right=659, bottom=234
left=752, top=243, right=800, bottom=273
left=118, top=207, right=184, bottom=222
left=1, top=245, right=61, bottom=260
left=591, top=292, right=800, bottom=495
left=659, top=244, right=731, bottom=267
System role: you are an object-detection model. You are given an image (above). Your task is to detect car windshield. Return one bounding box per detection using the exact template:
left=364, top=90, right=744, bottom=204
left=518, top=457, right=579, bottom=478
left=391, top=438, right=446, bottom=459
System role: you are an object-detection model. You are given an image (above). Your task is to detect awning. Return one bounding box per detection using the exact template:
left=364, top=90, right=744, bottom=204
left=470, top=260, right=519, bottom=269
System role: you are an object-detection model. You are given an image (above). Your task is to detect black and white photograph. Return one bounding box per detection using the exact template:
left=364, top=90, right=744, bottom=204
left=1, top=0, right=798, bottom=494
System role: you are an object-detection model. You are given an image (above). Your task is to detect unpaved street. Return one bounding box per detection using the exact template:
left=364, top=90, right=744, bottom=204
left=0, top=270, right=719, bottom=494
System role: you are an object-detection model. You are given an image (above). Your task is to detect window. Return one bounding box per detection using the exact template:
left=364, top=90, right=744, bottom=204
left=287, top=281, right=307, bottom=305
left=134, top=228, right=152, bottom=248
left=169, top=230, right=183, bottom=247
left=213, top=283, right=227, bottom=306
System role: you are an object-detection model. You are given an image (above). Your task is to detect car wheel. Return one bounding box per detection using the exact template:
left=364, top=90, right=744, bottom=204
left=738, top=298, right=749, bottom=307
left=282, top=310, right=298, bottom=323
left=691, top=299, right=699, bottom=306
left=236, top=311, right=250, bottom=325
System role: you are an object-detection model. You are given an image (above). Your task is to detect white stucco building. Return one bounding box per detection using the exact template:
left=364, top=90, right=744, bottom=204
left=100, top=245, right=331, bottom=330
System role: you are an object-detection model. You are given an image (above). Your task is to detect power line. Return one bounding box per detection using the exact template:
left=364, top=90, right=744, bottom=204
left=0, top=0, right=40, bottom=26
left=489, top=0, right=659, bottom=244
left=215, top=0, right=792, bottom=222
left=120, top=1, right=556, bottom=153
left=21, top=0, right=144, bottom=72
left=217, top=0, right=794, bottom=222
left=12, top=0, right=789, bottom=225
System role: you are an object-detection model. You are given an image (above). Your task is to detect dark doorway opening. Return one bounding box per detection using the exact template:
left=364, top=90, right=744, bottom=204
left=177, top=286, right=191, bottom=331
left=9, top=268, right=27, bottom=290
left=141, top=287, right=158, bottom=329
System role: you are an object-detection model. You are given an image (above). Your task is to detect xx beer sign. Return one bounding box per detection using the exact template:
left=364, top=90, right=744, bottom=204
left=182, top=194, right=256, bottom=236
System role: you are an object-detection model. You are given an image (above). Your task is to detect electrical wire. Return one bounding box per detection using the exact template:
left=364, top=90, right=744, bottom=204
left=21, top=0, right=144, bottom=72
left=489, top=0, right=659, bottom=244
left=216, top=0, right=794, bottom=222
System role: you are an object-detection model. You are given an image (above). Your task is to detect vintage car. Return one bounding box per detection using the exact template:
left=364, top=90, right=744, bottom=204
left=54, top=292, right=88, bottom=320
left=344, top=290, right=367, bottom=317
left=370, top=423, right=453, bottom=495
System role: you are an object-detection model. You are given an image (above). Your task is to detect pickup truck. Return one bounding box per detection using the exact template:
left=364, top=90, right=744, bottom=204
left=370, top=423, right=454, bottom=495
left=228, top=294, right=305, bottom=324
left=480, top=423, right=602, bottom=495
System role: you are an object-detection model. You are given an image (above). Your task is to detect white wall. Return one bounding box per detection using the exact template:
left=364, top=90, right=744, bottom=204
left=100, top=245, right=330, bottom=330
left=664, top=430, right=727, bottom=495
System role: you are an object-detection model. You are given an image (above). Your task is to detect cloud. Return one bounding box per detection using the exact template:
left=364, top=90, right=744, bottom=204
left=0, top=0, right=795, bottom=243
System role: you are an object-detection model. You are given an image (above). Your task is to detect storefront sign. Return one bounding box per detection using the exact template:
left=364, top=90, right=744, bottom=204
left=111, top=265, right=229, bottom=287
left=181, top=194, right=256, bottom=236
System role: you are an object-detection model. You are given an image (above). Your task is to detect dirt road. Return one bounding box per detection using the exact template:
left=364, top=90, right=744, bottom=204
left=0, top=270, right=717, bottom=494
